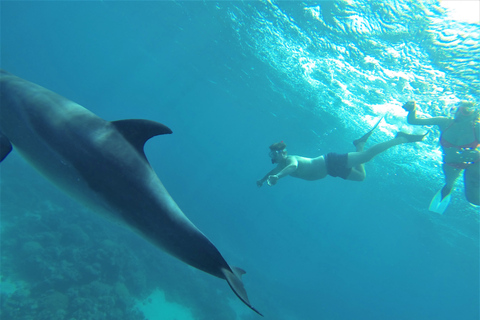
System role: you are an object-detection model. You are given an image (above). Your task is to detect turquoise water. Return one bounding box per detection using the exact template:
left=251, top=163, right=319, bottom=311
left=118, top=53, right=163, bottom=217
left=0, top=1, right=478, bottom=319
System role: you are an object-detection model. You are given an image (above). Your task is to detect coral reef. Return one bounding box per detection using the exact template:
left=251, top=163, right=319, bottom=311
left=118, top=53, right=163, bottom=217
left=1, top=180, right=238, bottom=320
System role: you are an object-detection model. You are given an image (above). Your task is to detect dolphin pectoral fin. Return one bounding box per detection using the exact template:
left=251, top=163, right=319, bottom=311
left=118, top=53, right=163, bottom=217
left=111, top=119, right=173, bottom=157
left=0, top=133, right=12, bottom=162
left=222, top=267, right=263, bottom=317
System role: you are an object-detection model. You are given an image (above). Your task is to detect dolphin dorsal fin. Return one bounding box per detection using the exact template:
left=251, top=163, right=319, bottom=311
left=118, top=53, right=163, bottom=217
left=111, top=119, right=172, bottom=158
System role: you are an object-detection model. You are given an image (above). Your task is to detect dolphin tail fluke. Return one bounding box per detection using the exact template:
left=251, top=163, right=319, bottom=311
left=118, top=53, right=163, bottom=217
left=221, top=267, right=263, bottom=317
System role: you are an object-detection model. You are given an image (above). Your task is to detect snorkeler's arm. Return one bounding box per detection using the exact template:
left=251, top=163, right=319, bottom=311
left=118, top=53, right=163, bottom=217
left=261, top=157, right=298, bottom=186
left=257, top=167, right=282, bottom=187
left=274, top=157, right=298, bottom=179
left=407, top=110, right=448, bottom=126
left=403, top=101, right=449, bottom=127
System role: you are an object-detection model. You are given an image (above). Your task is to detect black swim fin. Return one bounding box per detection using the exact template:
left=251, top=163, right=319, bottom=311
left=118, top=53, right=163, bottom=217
left=353, top=115, right=384, bottom=146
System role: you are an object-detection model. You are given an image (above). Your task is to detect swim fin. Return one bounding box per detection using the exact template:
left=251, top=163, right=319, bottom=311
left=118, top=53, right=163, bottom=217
left=353, top=115, right=385, bottom=147
left=429, top=189, right=451, bottom=214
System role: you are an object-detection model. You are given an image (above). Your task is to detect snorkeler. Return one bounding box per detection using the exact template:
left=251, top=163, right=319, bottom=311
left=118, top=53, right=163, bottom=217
left=402, top=101, right=480, bottom=213
left=256, top=117, right=426, bottom=187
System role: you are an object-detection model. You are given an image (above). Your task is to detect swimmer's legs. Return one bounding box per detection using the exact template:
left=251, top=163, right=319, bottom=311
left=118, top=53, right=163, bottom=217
left=347, top=132, right=425, bottom=174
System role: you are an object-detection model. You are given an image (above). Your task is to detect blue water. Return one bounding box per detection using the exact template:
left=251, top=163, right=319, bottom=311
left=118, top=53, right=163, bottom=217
left=1, top=1, right=478, bottom=320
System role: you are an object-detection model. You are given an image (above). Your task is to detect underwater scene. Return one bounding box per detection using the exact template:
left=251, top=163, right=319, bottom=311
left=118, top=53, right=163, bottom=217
left=0, top=1, right=478, bottom=320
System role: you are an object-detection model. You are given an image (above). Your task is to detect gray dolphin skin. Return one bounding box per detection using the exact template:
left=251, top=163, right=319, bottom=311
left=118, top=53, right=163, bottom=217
left=0, top=69, right=262, bottom=316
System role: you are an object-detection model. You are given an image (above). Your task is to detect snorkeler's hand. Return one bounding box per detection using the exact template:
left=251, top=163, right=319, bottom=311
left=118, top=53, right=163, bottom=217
left=402, top=101, right=416, bottom=112
left=266, top=175, right=279, bottom=186
left=256, top=180, right=264, bottom=188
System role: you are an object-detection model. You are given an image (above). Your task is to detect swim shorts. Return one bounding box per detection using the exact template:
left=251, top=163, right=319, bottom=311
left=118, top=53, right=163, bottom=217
left=325, top=152, right=351, bottom=179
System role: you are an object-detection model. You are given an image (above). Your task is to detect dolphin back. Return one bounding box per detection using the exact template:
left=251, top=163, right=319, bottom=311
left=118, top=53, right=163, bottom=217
left=0, top=69, right=263, bottom=316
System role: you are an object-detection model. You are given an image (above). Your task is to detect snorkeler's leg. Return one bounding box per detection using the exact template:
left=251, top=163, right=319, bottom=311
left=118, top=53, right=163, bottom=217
left=355, top=142, right=365, bottom=152
left=349, top=132, right=372, bottom=179
left=464, top=163, right=480, bottom=205
left=347, top=136, right=406, bottom=168
left=347, top=166, right=366, bottom=181
left=347, top=138, right=368, bottom=181
left=348, top=132, right=426, bottom=168
left=441, top=163, right=462, bottom=200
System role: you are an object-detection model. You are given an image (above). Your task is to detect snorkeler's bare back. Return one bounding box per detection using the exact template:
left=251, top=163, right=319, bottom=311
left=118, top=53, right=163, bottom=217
left=289, top=155, right=328, bottom=180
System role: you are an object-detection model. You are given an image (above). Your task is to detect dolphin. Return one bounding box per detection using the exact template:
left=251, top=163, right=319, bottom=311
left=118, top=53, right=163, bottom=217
left=0, top=69, right=262, bottom=316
